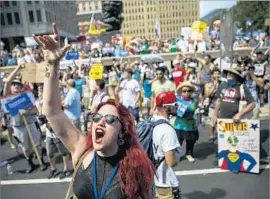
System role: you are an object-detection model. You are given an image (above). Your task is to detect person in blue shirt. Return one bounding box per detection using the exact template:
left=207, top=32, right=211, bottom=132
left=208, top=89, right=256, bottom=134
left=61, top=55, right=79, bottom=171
left=140, top=69, right=157, bottom=118
left=62, top=79, right=81, bottom=131
left=7, top=54, right=17, bottom=66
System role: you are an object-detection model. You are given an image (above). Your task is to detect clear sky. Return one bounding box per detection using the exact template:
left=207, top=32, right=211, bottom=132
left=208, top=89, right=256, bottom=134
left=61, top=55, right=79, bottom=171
left=200, top=1, right=237, bottom=18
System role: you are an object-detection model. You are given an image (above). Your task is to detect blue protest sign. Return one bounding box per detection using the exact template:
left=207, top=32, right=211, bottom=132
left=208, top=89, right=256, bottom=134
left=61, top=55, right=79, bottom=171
left=5, top=93, right=34, bottom=116
left=66, top=51, right=79, bottom=60
left=176, top=97, right=189, bottom=117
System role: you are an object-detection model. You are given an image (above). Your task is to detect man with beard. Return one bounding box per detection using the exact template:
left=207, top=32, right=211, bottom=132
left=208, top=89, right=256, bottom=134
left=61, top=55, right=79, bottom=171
left=151, top=67, right=174, bottom=108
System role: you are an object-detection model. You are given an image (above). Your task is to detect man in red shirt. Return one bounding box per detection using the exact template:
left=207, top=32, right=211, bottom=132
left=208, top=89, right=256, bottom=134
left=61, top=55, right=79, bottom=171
left=171, top=59, right=186, bottom=88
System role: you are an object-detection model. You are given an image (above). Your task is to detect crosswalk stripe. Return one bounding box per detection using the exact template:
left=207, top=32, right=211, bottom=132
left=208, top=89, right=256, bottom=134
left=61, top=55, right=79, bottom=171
left=1, top=165, right=269, bottom=185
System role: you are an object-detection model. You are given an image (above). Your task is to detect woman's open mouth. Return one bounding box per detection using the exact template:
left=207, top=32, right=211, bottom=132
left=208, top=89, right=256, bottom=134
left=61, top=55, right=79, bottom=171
left=95, top=128, right=105, bottom=144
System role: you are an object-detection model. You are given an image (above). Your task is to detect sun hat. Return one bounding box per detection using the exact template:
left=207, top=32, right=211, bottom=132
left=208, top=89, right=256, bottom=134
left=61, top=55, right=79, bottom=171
left=223, top=63, right=243, bottom=78
left=178, top=81, right=195, bottom=92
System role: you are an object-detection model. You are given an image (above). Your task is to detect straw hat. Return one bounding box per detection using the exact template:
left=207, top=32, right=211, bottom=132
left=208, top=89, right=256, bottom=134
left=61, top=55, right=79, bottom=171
left=223, top=63, right=243, bottom=78
left=178, top=81, right=195, bottom=92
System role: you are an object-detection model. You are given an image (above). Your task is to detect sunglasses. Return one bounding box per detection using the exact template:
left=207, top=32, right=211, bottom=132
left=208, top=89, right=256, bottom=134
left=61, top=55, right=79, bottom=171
left=182, top=90, right=192, bottom=93
left=156, top=73, right=163, bottom=76
left=91, top=113, right=120, bottom=125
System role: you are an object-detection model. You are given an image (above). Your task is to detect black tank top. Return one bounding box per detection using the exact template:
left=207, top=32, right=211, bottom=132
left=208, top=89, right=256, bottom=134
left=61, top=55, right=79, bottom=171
left=73, top=152, right=126, bottom=199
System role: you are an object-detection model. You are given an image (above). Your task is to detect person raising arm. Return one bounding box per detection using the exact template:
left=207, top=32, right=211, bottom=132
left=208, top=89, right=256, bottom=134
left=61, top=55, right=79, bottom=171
left=33, top=24, right=85, bottom=165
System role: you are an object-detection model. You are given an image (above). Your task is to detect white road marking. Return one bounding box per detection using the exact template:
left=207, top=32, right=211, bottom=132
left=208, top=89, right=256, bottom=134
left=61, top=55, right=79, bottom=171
left=1, top=165, right=269, bottom=185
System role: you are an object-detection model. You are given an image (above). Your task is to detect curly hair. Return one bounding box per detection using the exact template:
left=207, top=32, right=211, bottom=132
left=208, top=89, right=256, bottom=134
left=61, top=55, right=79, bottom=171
left=86, top=99, right=154, bottom=199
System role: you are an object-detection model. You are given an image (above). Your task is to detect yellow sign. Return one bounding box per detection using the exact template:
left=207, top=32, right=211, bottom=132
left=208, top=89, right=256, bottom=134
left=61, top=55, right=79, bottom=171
left=192, top=21, right=207, bottom=33
left=88, top=23, right=106, bottom=35
left=89, top=63, right=103, bottom=80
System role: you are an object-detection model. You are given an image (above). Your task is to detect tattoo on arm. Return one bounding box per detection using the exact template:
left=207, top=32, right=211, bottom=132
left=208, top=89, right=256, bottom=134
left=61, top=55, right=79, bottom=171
left=45, top=64, right=59, bottom=79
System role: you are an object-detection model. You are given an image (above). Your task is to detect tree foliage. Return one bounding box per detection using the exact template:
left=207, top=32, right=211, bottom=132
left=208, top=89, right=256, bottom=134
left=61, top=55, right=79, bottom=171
left=232, top=1, right=270, bottom=31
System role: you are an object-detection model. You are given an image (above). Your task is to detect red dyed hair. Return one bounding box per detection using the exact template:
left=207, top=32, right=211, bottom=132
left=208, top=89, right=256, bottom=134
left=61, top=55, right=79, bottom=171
left=86, top=99, right=154, bottom=199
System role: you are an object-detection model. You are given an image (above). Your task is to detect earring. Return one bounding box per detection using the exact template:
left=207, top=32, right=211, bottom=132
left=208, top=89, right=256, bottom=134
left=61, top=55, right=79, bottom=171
left=119, top=132, right=124, bottom=138
left=118, top=138, right=125, bottom=145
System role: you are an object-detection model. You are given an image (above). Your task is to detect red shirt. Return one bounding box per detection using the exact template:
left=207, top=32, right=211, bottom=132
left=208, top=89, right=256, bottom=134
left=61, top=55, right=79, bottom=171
left=171, top=68, right=186, bottom=87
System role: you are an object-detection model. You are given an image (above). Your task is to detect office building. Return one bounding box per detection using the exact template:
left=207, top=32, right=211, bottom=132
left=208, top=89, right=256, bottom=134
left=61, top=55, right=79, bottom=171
left=122, top=0, right=199, bottom=39
left=0, top=1, right=78, bottom=51
left=76, top=0, right=102, bottom=36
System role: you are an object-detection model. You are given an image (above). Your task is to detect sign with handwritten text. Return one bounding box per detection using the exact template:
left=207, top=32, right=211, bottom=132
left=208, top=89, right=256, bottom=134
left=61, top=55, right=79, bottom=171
left=89, top=63, right=103, bottom=80
left=217, top=119, right=260, bottom=174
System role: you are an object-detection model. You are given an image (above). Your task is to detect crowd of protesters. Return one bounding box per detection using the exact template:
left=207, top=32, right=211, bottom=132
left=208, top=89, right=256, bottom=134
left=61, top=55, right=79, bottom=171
left=0, top=22, right=269, bottom=198
left=1, top=32, right=269, bottom=67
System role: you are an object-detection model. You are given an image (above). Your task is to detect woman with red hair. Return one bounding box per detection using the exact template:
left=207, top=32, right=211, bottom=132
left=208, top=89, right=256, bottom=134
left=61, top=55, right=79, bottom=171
left=33, top=23, right=154, bottom=199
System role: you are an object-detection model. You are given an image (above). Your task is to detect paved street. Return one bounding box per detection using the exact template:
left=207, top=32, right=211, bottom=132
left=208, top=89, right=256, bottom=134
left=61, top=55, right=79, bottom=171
left=0, top=120, right=269, bottom=199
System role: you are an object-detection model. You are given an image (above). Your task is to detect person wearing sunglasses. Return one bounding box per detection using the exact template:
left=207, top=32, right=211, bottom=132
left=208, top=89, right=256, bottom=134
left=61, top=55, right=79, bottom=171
left=151, top=67, right=174, bottom=111
left=34, top=23, right=154, bottom=199
left=175, top=81, right=198, bottom=163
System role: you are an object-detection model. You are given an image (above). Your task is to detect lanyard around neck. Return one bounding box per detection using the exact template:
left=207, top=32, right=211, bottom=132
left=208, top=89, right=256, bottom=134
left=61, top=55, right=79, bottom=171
left=92, top=152, right=119, bottom=199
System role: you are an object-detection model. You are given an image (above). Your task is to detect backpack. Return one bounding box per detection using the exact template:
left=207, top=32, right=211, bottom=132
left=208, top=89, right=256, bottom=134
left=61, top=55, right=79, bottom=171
left=136, top=117, right=170, bottom=168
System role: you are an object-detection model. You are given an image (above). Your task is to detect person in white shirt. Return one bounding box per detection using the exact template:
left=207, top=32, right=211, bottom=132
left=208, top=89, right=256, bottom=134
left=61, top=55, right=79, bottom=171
left=152, top=91, right=181, bottom=199
left=177, top=36, right=188, bottom=52
left=91, top=79, right=110, bottom=113
left=116, top=68, right=141, bottom=121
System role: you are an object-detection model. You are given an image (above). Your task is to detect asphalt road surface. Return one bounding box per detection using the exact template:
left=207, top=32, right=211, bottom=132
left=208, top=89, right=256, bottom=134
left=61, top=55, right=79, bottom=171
left=0, top=120, right=269, bottom=199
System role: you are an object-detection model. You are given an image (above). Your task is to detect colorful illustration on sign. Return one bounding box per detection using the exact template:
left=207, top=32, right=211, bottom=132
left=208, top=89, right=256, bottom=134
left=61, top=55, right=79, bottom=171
left=219, top=136, right=257, bottom=172
left=217, top=119, right=260, bottom=174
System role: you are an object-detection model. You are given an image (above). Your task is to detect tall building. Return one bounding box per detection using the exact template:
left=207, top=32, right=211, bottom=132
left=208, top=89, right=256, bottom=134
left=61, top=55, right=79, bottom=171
left=76, top=0, right=103, bottom=36
left=0, top=1, right=78, bottom=51
left=122, top=0, right=199, bottom=39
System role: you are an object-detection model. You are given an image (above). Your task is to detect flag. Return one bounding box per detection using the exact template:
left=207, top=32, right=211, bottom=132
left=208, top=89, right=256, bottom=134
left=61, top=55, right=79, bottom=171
left=88, top=13, right=106, bottom=36
left=154, top=19, right=161, bottom=37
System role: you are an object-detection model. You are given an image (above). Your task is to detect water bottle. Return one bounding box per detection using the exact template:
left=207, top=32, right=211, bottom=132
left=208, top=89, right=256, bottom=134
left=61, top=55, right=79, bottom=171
left=7, top=164, right=13, bottom=175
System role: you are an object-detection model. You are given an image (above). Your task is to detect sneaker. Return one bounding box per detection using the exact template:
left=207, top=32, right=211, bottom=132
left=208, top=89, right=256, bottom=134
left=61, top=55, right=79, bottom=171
left=59, top=170, right=71, bottom=179
left=48, top=169, right=57, bottom=179
left=40, top=164, right=48, bottom=171
left=26, top=164, right=38, bottom=174
left=186, top=155, right=195, bottom=163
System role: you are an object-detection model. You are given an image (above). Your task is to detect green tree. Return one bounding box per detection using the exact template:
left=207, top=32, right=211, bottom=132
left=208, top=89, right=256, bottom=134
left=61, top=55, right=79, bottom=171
left=232, top=1, right=270, bottom=32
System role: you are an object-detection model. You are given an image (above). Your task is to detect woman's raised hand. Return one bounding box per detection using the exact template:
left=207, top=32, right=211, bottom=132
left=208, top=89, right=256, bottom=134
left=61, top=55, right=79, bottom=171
left=32, top=23, right=70, bottom=65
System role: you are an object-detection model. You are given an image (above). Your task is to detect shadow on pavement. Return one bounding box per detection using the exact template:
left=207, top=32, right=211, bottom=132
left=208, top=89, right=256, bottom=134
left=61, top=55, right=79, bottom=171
left=182, top=188, right=226, bottom=199
left=194, top=142, right=217, bottom=160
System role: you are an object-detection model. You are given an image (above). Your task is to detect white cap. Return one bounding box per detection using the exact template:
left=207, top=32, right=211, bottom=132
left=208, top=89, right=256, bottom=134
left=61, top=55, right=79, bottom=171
left=173, top=59, right=180, bottom=66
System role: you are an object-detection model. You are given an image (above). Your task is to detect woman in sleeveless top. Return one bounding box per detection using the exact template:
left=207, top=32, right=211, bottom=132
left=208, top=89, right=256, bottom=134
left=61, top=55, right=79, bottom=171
left=33, top=23, right=155, bottom=199
left=175, top=82, right=198, bottom=163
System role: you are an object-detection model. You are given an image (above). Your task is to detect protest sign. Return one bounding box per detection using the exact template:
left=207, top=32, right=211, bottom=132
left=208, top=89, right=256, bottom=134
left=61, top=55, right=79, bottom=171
left=217, top=119, right=260, bottom=174
left=21, top=63, right=46, bottom=83
left=176, top=97, right=190, bottom=117
left=1, top=91, right=35, bottom=116
left=89, top=63, right=103, bottom=80
left=192, top=21, right=207, bottom=34
left=66, top=51, right=80, bottom=60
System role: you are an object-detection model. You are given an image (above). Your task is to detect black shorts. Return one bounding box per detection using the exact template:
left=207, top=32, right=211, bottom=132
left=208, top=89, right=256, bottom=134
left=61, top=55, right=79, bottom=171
left=46, top=136, right=68, bottom=158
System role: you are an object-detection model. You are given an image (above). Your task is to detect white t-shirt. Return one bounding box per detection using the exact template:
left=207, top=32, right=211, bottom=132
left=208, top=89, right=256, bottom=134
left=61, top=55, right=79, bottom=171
left=152, top=115, right=181, bottom=188
left=92, top=91, right=110, bottom=107
left=177, top=40, right=188, bottom=52
left=120, top=79, right=140, bottom=108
